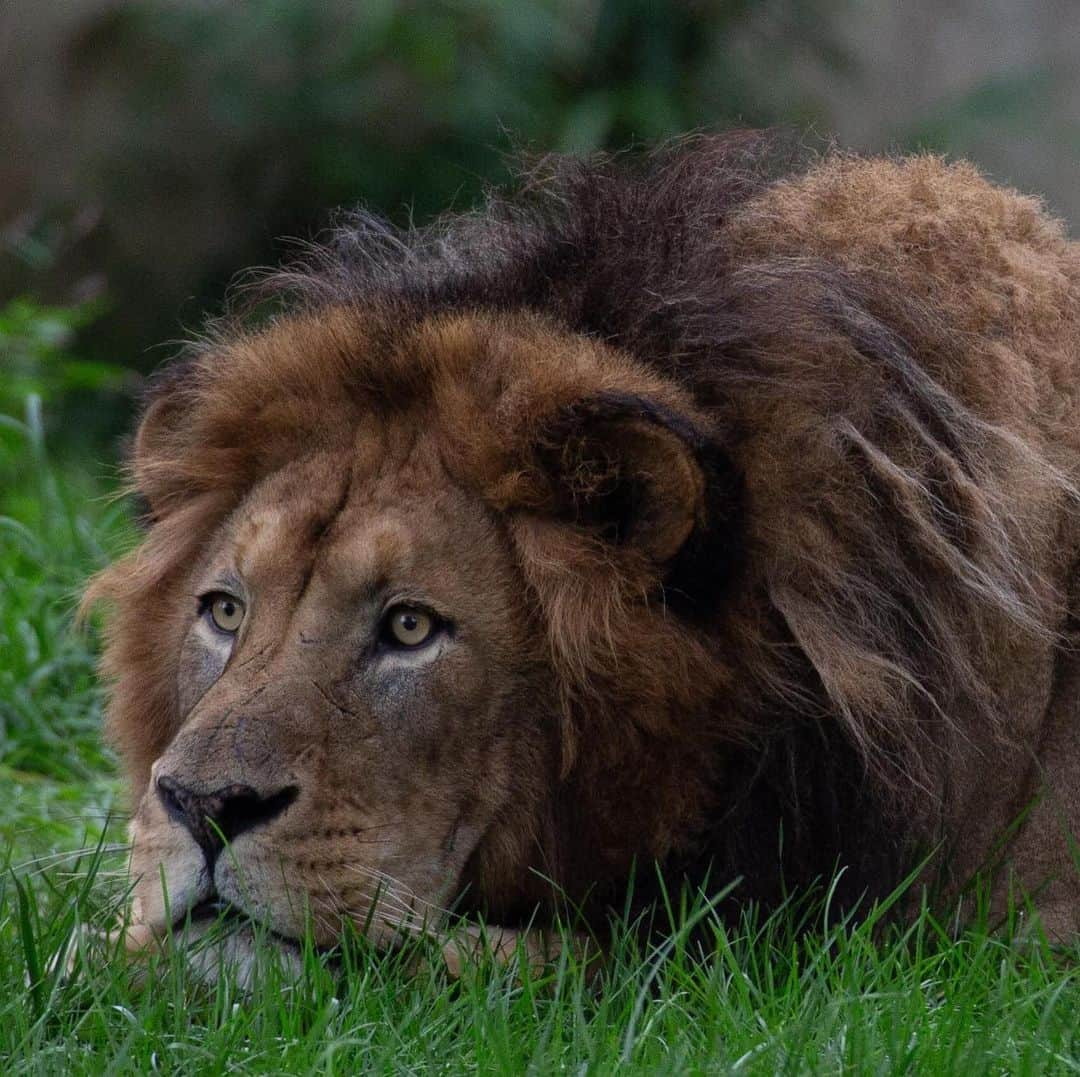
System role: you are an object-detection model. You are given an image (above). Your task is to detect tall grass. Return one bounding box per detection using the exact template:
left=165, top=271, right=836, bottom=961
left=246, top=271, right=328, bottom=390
left=0, top=396, right=128, bottom=781
left=5, top=862, right=1080, bottom=1073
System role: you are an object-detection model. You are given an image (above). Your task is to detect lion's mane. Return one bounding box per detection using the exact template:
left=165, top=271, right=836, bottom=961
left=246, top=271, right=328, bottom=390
left=94, top=132, right=1080, bottom=920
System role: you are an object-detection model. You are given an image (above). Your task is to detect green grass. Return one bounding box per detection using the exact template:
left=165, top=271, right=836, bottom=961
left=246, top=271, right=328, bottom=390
left=4, top=400, right=1080, bottom=1075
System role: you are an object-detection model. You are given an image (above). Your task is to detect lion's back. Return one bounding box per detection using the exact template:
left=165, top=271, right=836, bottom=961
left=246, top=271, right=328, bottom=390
left=725, top=154, right=1080, bottom=449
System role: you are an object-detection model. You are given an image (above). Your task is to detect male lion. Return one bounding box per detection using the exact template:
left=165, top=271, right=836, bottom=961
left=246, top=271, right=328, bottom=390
left=87, top=134, right=1080, bottom=979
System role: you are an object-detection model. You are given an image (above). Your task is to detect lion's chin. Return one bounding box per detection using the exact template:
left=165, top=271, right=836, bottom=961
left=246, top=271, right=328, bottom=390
left=171, top=902, right=307, bottom=990
left=115, top=889, right=580, bottom=992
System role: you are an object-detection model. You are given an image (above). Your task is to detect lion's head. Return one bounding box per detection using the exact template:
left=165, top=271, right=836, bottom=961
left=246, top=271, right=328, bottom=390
left=89, top=135, right=1080, bottom=970
left=90, top=304, right=742, bottom=965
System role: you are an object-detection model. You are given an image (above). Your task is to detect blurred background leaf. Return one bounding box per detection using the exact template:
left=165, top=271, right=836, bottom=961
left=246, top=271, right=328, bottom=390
left=0, top=298, right=125, bottom=416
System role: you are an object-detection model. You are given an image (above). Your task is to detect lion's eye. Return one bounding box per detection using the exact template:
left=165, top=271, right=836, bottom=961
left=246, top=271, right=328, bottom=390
left=384, top=606, right=435, bottom=648
left=206, top=593, right=245, bottom=634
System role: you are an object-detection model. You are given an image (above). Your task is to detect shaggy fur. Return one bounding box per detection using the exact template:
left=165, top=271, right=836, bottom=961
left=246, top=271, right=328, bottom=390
left=88, top=133, right=1080, bottom=961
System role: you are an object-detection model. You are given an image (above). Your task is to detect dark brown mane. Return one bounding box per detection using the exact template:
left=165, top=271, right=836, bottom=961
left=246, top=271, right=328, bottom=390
left=250, top=131, right=791, bottom=358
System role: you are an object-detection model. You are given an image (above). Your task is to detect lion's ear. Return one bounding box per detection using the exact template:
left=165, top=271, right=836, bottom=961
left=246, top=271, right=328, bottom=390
left=531, top=392, right=711, bottom=563
left=130, top=382, right=192, bottom=522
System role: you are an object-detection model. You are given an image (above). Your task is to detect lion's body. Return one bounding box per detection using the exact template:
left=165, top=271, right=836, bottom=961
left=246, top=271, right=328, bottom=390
left=89, top=135, right=1080, bottom=968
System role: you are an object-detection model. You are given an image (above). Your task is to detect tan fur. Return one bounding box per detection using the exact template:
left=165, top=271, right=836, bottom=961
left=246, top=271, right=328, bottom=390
left=86, top=140, right=1080, bottom=972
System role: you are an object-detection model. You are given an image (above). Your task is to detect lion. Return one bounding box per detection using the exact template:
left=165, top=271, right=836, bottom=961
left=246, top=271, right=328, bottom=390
left=85, top=133, right=1080, bottom=982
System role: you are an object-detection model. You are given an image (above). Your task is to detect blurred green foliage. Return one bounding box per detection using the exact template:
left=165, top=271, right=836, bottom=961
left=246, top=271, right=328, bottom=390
left=0, top=396, right=130, bottom=782
left=0, top=298, right=123, bottom=418
left=99, top=0, right=843, bottom=218
left=899, top=68, right=1057, bottom=155
left=3, top=0, right=848, bottom=442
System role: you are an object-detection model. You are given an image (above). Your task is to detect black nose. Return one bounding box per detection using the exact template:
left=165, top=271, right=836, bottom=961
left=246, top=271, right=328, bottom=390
left=156, top=775, right=297, bottom=862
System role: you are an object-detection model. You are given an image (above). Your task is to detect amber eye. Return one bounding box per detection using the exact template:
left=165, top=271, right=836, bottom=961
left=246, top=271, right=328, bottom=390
left=207, top=593, right=245, bottom=634
left=384, top=606, right=435, bottom=648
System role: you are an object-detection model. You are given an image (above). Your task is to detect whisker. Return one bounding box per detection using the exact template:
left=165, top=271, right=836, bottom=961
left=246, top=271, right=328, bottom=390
left=333, top=873, right=417, bottom=922
left=12, top=844, right=132, bottom=874
left=25, top=811, right=133, bottom=822
left=341, top=863, right=450, bottom=917
left=309, top=867, right=444, bottom=947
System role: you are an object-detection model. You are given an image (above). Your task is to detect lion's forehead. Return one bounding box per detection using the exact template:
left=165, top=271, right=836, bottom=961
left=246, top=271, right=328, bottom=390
left=219, top=443, right=505, bottom=608
left=231, top=494, right=414, bottom=592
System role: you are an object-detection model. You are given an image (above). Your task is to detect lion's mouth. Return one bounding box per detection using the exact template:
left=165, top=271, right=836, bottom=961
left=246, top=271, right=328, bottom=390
left=152, top=894, right=309, bottom=989
left=185, top=898, right=238, bottom=925
left=179, top=897, right=304, bottom=953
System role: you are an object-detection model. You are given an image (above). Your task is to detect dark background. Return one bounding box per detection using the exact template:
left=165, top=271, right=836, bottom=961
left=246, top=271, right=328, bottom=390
left=2, top=0, right=1077, bottom=451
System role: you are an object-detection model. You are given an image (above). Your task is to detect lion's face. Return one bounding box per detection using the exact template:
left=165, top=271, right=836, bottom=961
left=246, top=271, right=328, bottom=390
left=92, top=309, right=727, bottom=964
left=129, top=429, right=551, bottom=950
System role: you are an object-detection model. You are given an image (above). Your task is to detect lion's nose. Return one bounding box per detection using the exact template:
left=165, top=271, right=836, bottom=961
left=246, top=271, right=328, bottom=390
left=156, top=775, right=298, bottom=862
